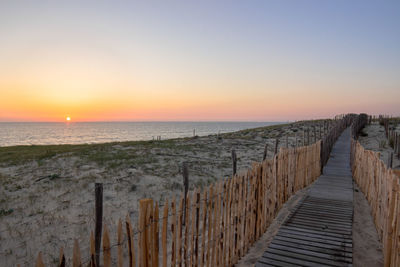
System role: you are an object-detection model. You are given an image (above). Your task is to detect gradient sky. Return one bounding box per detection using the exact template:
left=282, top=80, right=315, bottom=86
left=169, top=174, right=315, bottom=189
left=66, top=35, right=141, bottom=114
left=1, top=0, right=399, bottom=122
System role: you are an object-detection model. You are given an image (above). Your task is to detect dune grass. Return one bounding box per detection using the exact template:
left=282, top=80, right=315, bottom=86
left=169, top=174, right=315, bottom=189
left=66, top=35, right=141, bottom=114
left=0, top=122, right=301, bottom=166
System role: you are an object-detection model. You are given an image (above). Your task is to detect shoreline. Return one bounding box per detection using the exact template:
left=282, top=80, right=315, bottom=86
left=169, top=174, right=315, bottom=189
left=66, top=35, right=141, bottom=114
left=0, top=121, right=287, bottom=148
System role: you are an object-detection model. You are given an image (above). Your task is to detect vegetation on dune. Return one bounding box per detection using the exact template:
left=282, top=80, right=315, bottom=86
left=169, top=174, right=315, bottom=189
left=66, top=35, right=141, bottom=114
left=0, top=121, right=328, bottom=168
left=0, top=123, right=286, bottom=165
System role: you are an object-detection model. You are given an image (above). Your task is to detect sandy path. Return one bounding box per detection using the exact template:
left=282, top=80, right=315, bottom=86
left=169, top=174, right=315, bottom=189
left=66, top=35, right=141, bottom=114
left=352, top=184, right=383, bottom=266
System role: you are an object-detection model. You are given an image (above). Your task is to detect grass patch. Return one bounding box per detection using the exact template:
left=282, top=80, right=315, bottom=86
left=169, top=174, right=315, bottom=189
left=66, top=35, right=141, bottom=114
left=0, top=208, right=14, bottom=217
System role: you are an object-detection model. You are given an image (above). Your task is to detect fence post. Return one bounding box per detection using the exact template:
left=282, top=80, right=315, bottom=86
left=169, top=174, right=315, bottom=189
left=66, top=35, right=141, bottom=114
left=232, top=149, right=237, bottom=175
left=388, top=152, right=393, bottom=169
left=95, top=183, right=103, bottom=267
left=263, top=143, right=268, bottom=161
left=320, top=140, right=324, bottom=174
left=397, top=134, right=400, bottom=158
left=182, top=162, right=189, bottom=225
left=319, top=124, right=322, bottom=139
left=274, top=138, right=279, bottom=155
left=313, top=126, right=316, bottom=143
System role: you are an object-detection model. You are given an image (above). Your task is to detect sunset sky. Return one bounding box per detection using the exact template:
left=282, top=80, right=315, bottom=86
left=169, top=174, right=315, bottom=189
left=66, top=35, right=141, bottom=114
left=1, top=1, right=399, bottom=122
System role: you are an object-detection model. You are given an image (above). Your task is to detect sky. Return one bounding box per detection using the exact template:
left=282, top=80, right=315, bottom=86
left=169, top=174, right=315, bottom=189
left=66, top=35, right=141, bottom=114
left=0, top=0, right=399, bottom=122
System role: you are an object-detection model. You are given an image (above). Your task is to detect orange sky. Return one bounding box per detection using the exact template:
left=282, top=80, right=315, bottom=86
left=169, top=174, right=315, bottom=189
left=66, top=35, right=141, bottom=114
left=1, top=1, right=399, bottom=122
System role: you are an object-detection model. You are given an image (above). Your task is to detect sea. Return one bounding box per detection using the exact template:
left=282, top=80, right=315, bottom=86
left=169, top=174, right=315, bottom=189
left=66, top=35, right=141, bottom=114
left=0, top=121, right=284, bottom=147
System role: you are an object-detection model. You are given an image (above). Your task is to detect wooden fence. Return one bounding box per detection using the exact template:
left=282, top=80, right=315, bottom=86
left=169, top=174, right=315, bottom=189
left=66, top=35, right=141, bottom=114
left=32, top=116, right=355, bottom=267
left=321, top=114, right=355, bottom=168
left=351, top=114, right=400, bottom=267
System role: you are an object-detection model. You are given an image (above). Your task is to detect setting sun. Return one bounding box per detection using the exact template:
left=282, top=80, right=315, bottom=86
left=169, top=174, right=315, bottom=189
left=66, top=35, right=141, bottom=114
left=66, top=117, right=71, bottom=121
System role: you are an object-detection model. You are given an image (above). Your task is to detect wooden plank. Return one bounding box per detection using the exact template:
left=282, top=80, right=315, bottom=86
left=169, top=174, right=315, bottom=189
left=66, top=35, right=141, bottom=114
left=288, top=216, right=353, bottom=228
left=280, top=225, right=351, bottom=239
left=267, top=247, right=350, bottom=266
left=291, top=213, right=353, bottom=226
left=271, top=239, right=352, bottom=258
left=262, top=251, right=328, bottom=267
left=285, top=223, right=352, bottom=236
left=276, top=232, right=352, bottom=249
left=278, top=228, right=352, bottom=243
left=287, top=218, right=353, bottom=233
left=256, top=256, right=300, bottom=267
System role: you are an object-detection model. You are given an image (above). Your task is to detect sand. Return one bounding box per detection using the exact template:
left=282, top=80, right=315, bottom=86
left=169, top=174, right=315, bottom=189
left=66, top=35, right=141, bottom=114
left=358, top=121, right=400, bottom=170
left=353, top=184, right=383, bottom=266
left=0, top=120, right=331, bottom=266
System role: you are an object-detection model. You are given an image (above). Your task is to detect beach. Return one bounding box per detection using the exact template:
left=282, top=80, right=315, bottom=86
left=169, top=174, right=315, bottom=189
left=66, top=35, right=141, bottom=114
left=0, top=120, right=330, bottom=266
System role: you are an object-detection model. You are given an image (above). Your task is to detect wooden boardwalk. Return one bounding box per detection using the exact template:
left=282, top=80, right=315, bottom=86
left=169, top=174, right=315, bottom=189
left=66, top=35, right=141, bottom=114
left=256, top=128, right=353, bottom=267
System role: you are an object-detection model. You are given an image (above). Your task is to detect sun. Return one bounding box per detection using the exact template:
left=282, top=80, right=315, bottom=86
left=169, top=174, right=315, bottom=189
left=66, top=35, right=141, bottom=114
left=66, top=116, right=71, bottom=121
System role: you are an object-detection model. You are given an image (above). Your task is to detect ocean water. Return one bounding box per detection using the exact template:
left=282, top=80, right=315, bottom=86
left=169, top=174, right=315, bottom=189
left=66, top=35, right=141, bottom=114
left=0, top=121, right=284, bottom=147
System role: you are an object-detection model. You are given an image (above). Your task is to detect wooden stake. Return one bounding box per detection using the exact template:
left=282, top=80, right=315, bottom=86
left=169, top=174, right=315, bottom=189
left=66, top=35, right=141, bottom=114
left=274, top=138, right=279, bottom=155
left=95, top=183, right=103, bottom=267
left=263, top=143, right=268, bottom=161
left=171, top=197, right=177, bottom=267
left=319, top=124, right=322, bottom=139
left=190, top=189, right=197, bottom=266
left=59, top=247, right=66, bottom=267
left=388, top=152, right=393, bottom=169
left=117, top=219, right=123, bottom=267
left=200, top=191, right=207, bottom=267
left=195, top=189, right=201, bottom=266
left=206, top=185, right=214, bottom=267
left=73, top=239, right=82, bottom=267
left=103, top=225, right=111, bottom=267
left=36, top=252, right=45, bottom=267
left=139, top=199, right=153, bottom=267
left=182, top=162, right=189, bottom=225
left=313, top=126, right=316, bottom=143
left=177, top=197, right=184, bottom=266
left=90, top=233, right=96, bottom=267
left=162, top=200, right=168, bottom=267
left=232, top=149, right=237, bottom=175
left=126, top=215, right=135, bottom=267
left=184, top=195, right=190, bottom=266
left=153, top=202, right=159, bottom=267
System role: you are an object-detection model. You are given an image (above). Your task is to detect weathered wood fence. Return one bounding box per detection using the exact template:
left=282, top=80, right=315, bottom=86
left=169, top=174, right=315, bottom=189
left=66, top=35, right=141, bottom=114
left=351, top=114, right=400, bottom=267
left=321, top=114, right=355, bottom=168
left=33, top=116, right=355, bottom=267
